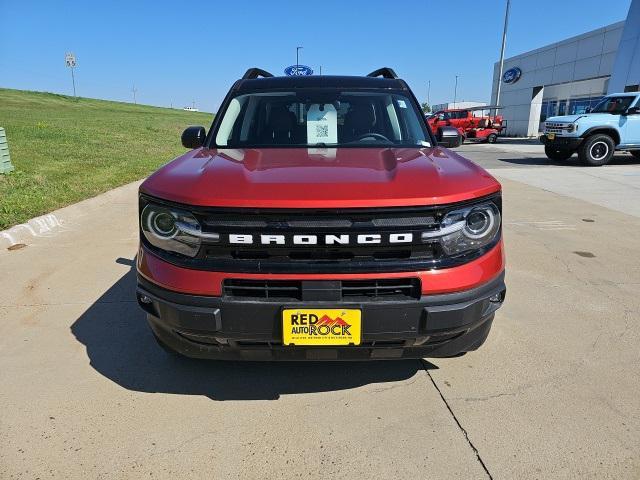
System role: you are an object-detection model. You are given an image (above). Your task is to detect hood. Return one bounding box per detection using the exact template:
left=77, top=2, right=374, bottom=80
left=545, top=114, right=585, bottom=123
left=140, top=147, right=500, bottom=208
left=546, top=113, right=622, bottom=125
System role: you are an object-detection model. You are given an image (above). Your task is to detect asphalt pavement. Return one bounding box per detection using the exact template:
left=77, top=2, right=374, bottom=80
left=1, top=142, right=639, bottom=479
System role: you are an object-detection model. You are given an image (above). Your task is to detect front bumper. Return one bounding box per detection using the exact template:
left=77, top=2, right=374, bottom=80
left=137, top=272, right=506, bottom=360
left=539, top=134, right=583, bottom=149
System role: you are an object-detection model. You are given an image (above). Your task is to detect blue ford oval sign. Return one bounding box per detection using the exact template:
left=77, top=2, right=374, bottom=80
left=284, top=65, right=314, bottom=76
left=502, top=67, right=522, bottom=84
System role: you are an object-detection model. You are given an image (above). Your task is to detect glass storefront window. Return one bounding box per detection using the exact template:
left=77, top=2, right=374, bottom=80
left=568, top=96, right=605, bottom=115
left=540, top=100, right=558, bottom=123
left=558, top=101, right=567, bottom=116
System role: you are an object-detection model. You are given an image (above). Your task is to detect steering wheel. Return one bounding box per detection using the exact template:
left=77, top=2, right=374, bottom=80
left=355, top=132, right=390, bottom=142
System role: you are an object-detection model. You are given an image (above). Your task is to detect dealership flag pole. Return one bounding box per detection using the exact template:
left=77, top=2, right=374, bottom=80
left=495, top=0, right=511, bottom=107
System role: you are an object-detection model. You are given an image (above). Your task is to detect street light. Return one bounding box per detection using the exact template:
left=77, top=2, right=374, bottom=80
left=427, top=80, right=431, bottom=106
left=496, top=0, right=511, bottom=107
left=453, top=75, right=459, bottom=109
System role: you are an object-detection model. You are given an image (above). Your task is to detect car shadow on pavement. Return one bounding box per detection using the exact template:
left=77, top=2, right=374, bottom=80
left=496, top=154, right=639, bottom=167
left=70, top=258, right=433, bottom=401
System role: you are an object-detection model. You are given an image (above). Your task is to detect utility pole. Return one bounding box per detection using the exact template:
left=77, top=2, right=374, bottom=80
left=453, top=75, right=459, bottom=108
left=427, top=80, right=431, bottom=106
left=132, top=85, right=138, bottom=104
left=296, top=46, right=303, bottom=72
left=65, top=52, right=77, bottom=98
left=319, top=65, right=322, bottom=75
left=496, top=0, right=511, bottom=106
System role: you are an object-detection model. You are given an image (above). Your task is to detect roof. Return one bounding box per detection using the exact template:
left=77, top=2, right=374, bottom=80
left=234, top=75, right=407, bottom=92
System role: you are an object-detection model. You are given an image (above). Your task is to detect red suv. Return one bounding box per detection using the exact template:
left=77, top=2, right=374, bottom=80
left=136, top=67, right=506, bottom=360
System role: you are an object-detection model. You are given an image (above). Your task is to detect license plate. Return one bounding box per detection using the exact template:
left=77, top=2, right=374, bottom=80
left=282, top=309, right=361, bottom=346
left=547, top=133, right=556, bottom=140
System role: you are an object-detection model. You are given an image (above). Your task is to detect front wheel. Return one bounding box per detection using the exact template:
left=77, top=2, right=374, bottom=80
left=487, top=133, right=498, bottom=144
left=578, top=134, right=615, bottom=166
left=545, top=145, right=573, bottom=161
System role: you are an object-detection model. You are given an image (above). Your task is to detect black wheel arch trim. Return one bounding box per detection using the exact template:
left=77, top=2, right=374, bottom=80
left=580, top=127, right=621, bottom=145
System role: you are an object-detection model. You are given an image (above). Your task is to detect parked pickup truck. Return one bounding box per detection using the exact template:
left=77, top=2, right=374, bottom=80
left=540, top=93, right=640, bottom=166
left=135, top=67, right=506, bottom=361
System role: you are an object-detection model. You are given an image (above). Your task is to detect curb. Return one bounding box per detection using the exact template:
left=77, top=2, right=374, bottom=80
left=0, top=180, right=143, bottom=249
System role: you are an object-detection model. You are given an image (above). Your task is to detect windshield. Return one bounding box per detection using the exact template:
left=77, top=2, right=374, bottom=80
left=591, top=96, right=635, bottom=114
left=213, top=90, right=431, bottom=148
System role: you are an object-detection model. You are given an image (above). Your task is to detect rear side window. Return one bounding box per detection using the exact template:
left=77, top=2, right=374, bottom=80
left=214, top=90, right=431, bottom=148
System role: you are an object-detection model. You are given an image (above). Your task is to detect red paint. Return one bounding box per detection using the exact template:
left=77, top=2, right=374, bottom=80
left=138, top=240, right=505, bottom=297
left=139, top=147, right=500, bottom=208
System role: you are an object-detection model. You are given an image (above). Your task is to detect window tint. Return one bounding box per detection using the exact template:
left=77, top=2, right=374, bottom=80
left=214, top=90, right=431, bottom=147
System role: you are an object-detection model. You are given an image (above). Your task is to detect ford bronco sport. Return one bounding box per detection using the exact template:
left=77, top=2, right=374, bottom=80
left=541, top=93, right=640, bottom=166
left=136, top=67, right=506, bottom=360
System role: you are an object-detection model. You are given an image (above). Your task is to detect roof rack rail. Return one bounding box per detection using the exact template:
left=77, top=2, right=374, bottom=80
left=366, top=67, right=399, bottom=79
left=242, top=68, right=275, bottom=80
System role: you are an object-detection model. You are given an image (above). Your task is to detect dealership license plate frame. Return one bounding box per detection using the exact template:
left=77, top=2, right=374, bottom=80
left=282, top=308, right=362, bottom=346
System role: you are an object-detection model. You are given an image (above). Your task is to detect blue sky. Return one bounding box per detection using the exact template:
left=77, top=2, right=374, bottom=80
left=0, top=0, right=632, bottom=113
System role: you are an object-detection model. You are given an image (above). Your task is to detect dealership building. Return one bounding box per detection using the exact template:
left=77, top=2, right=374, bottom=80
left=491, top=0, right=640, bottom=136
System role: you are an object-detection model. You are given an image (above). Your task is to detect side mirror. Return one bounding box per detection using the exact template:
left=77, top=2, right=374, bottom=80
left=437, top=126, right=462, bottom=148
left=181, top=126, right=207, bottom=149
left=626, top=106, right=640, bottom=115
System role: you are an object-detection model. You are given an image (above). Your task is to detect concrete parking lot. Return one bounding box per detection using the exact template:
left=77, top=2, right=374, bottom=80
left=1, top=142, right=639, bottom=479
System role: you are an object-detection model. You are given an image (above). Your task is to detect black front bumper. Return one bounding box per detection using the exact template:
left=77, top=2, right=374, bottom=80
left=136, top=273, right=506, bottom=361
left=539, top=134, right=583, bottom=149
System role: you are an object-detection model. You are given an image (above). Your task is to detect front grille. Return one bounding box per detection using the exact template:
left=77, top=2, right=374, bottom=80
left=223, top=278, right=421, bottom=301
left=340, top=279, right=420, bottom=299
left=223, top=280, right=302, bottom=299
left=196, top=206, right=443, bottom=267
left=545, top=122, right=567, bottom=134
left=140, top=194, right=502, bottom=273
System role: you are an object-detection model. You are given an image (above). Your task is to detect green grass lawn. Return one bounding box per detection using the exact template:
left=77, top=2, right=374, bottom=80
left=0, top=88, right=213, bottom=229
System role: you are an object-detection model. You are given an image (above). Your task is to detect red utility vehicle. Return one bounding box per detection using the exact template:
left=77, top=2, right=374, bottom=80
left=428, top=106, right=505, bottom=143
left=136, top=67, right=506, bottom=361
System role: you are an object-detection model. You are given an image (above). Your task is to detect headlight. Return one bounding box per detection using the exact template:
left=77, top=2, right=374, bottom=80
left=422, top=202, right=501, bottom=256
left=565, top=123, right=576, bottom=133
left=141, top=203, right=214, bottom=257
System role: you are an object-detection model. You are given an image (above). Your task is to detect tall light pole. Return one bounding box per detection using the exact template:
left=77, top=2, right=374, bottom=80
left=65, top=52, right=77, bottom=98
left=427, top=80, right=431, bottom=106
left=453, top=75, right=459, bottom=108
left=296, top=46, right=303, bottom=71
left=132, top=84, right=138, bottom=104
left=495, top=0, right=511, bottom=107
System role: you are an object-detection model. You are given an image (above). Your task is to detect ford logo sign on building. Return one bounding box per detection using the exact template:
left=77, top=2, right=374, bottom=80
left=284, top=65, right=314, bottom=76
left=502, top=67, right=522, bottom=84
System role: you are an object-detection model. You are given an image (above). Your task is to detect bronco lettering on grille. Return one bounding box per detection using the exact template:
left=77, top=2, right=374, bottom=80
left=227, top=233, right=414, bottom=245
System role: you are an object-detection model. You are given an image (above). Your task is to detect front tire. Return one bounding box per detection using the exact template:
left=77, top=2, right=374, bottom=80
left=487, top=133, right=498, bottom=144
left=545, top=145, right=573, bottom=161
left=578, top=134, right=615, bottom=166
